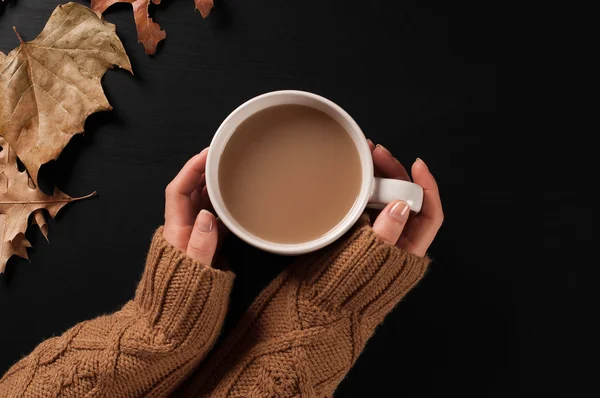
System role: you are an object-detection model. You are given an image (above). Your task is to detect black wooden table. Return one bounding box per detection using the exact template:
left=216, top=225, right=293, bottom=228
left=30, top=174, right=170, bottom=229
left=1, top=1, right=587, bottom=396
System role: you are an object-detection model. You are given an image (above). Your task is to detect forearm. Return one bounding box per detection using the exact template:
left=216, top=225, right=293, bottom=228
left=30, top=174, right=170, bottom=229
left=184, top=216, right=430, bottom=397
left=0, top=227, right=234, bottom=397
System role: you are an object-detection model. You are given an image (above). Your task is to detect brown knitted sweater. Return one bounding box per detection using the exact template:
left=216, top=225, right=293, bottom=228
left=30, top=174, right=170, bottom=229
left=0, top=220, right=429, bottom=397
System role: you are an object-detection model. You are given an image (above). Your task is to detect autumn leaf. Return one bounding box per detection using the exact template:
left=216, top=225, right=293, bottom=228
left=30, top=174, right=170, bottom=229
left=194, top=0, right=215, bottom=18
left=0, top=137, right=95, bottom=273
left=91, top=0, right=214, bottom=55
left=91, top=0, right=166, bottom=55
left=0, top=225, right=31, bottom=272
left=31, top=209, right=49, bottom=241
left=0, top=2, right=132, bottom=184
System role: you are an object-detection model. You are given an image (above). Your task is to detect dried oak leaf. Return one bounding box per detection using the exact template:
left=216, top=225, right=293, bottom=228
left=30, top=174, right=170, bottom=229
left=0, top=137, right=95, bottom=273
left=91, top=0, right=165, bottom=55
left=91, top=0, right=214, bottom=55
left=0, top=2, right=132, bottom=185
left=194, top=0, right=215, bottom=18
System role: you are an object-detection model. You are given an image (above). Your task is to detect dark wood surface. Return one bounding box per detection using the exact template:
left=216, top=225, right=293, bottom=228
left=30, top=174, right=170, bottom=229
left=0, top=1, right=589, bottom=396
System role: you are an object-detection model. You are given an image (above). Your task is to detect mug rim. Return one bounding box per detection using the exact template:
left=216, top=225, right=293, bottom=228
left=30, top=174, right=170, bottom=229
left=206, top=90, right=374, bottom=255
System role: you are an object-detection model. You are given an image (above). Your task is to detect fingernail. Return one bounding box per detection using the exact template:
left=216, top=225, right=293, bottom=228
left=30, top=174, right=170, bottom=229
left=376, top=144, right=392, bottom=156
left=199, top=147, right=209, bottom=155
left=378, top=144, right=401, bottom=164
left=196, top=210, right=213, bottom=232
left=416, top=157, right=428, bottom=169
left=367, top=139, right=374, bottom=147
left=388, top=200, right=410, bottom=222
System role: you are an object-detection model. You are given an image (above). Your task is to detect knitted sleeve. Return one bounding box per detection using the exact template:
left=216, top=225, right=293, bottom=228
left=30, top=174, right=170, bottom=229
left=183, top=216, right=430, bottom=397
left=0, top=227, right=234, bottom=397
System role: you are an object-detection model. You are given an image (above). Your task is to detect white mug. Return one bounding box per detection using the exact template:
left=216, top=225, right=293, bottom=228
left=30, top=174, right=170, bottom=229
left=206, top=90, right=423, bottom=255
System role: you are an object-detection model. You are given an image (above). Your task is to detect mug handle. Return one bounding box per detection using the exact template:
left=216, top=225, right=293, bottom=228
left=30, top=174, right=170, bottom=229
left=367, top=178, right=423, bottom=213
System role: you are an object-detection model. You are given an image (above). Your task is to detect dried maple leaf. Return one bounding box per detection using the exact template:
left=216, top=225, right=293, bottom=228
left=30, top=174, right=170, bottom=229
left=0, top=136, right=95, bottom=273
left=91, top=0, right=214, bottom=55
left=0, top=2, right=132, bottom=184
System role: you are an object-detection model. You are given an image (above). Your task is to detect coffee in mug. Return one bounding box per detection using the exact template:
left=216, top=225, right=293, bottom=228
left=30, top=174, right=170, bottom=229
left=206, top=90, right=423, bottom=255
left=219, top=104, right=362, bottom=244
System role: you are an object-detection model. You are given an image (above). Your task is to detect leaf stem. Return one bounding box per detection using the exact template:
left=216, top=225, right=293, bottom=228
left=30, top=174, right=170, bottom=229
left=0, top=191, right=97, bottom=205
left=12, top=27, right=24, bottom=44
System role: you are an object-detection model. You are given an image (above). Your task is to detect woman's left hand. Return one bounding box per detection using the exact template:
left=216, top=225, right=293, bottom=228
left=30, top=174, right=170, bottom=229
left=163, top=148, right=221, bottom=265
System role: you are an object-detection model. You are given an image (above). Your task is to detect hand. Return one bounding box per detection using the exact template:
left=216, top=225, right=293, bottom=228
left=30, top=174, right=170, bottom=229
left=368, top=140, right=444, bottom=257
left=163, top=148, right=220, bottom=264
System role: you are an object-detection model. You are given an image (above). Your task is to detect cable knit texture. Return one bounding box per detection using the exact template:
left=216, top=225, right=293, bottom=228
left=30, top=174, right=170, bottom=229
left=0, top=219, right=429, bottom=397
left=181, top=217, right=430, bottom=397
left=0, top=227, right=235, bottom=397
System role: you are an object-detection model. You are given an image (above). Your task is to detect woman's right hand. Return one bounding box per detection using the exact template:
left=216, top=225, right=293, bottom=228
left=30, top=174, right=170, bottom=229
left=368, top=140, right=444, bottom=257
left=163, top=148, right=221, bottom=265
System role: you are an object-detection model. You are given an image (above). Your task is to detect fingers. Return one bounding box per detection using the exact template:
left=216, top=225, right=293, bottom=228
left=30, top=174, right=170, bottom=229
left=395, top=158, right=443, bottom=256
left=373, top=144, right=411, bottom=180
left=164, top=148, right=208, bottom=250
left=372, top=200, right=411, bottom=245
left=367, top=139, right=382, bottom=177
left=189, top=173, right=206, bottom=205
left=368, top=149, right=443, bottom=257
left=167, top=148, right=208, bottom=198
left=367, top=138, right=375, bottom=152
left=411, top=158, right=444, bottom=225
left=186, top=210, right=218, bottom=265
left=191, top=183, right=213, bottom=214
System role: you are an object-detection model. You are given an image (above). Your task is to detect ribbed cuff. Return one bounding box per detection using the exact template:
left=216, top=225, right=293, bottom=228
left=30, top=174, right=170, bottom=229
left=134, top=227, right=235, bottom=343
left=299, top=216, right=430, bottom=322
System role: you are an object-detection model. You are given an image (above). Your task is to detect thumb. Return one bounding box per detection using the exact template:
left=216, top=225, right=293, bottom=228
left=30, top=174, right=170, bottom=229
left=186, top=210, right=218, bottom=265
left=372, top=200, right=410, bottom=245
